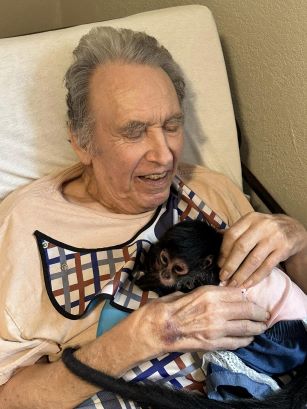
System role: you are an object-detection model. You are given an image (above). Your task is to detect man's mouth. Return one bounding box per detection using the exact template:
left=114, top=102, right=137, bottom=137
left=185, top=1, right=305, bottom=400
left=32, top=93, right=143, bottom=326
left=141, top=172, right=168, bottom=180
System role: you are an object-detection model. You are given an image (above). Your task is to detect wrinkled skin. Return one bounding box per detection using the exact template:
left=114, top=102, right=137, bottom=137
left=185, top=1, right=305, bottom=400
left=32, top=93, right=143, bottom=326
left=135, top=286, right=269, bottom=354
left=218, top=212, right=307, bottom=293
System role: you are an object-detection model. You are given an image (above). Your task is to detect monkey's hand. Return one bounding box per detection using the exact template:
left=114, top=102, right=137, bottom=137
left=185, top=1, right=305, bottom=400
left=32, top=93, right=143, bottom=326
left=217, top=212, right=307, bottom=292
left=142, top=286, right=268, bottom=353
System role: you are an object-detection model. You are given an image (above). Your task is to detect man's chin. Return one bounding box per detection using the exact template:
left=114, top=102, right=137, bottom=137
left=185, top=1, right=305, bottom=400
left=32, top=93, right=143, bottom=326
left=139, top=190, right=170, bottom=213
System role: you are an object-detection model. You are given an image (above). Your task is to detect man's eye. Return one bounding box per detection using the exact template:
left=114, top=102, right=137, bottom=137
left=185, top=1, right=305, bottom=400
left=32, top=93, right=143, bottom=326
left=129, top=130, right=144, bottom=139
left=123, top=129, right=144, bottom=140
left=164, top=125, right=180, bottom=133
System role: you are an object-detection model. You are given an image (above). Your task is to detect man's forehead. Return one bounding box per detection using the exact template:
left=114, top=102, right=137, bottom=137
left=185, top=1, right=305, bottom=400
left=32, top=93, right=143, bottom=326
left=90, top=61, right=171, bottom=94
left=89, top=61, right=181, bottom=124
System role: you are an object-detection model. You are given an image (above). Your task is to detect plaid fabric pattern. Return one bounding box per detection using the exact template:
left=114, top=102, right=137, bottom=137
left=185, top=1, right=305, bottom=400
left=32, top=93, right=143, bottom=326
left=35, top=235, right=157, bottom=319
left=35, top=176, right=228, bottom=319
left=35, top=175, right=228, bottom=408
left=173, top=178, right=228, bottom=229
left=78, top=351, right=206, bottom=409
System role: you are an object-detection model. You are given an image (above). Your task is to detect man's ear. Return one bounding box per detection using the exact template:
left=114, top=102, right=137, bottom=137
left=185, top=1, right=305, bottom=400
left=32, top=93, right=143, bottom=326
left=69, top=132, right=92, bottom=165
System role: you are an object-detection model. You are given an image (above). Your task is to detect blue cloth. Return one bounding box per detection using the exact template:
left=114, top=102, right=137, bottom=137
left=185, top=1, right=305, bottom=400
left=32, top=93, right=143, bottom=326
left=206, top=363, right=273, bottom=401
left=97, top=300, right=129, bottom=337
left=235, top=320, right=307, bottom=375
left=206, top=320, right=307, bottom=400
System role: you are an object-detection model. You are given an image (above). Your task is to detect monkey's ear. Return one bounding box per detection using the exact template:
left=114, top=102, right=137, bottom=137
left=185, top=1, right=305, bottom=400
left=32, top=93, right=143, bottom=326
left=202, top=254, right=214, bottom=269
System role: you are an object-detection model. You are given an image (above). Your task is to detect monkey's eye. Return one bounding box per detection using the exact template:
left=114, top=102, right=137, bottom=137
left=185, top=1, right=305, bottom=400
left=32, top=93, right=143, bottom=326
left=173, top=265, right=183, bottom=273
left=160, top=251, right=168, bottom=265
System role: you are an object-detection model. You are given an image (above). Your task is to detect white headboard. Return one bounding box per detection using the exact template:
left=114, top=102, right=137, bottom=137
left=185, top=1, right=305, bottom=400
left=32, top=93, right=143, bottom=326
left=0, top=5, right=242, bottom=201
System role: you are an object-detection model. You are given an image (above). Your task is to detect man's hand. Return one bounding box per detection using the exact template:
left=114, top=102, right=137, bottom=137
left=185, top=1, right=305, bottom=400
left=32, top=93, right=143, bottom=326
left=218, top=212, right=307, bottom=289
left=142, top=286, right=269, bottom=353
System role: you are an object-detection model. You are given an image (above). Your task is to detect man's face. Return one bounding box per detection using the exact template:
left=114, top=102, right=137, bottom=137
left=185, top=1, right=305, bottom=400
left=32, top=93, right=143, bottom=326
left=84, top=62, right=184, bottom=214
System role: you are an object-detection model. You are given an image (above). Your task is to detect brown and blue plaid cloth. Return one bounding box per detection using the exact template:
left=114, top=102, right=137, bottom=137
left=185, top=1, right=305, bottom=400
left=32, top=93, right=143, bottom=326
left=35, top=175, right=228, bottom=408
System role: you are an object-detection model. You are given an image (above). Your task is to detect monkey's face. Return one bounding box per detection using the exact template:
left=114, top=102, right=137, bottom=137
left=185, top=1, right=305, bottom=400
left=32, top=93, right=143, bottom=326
left=157, top=249, right=189, bottom=287
left=136, top=235, right=219, bottom=294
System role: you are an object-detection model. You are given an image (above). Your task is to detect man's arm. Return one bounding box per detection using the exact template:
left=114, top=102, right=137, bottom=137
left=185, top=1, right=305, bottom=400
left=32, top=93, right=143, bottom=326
left=0, top=286, right=268, bottom=409
left=0, top=306, right=157, bottom=409
left=0, top=323, right=129, bottom=409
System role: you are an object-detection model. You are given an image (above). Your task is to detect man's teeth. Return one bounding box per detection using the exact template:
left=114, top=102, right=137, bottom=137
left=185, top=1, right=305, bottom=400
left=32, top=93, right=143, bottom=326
left=143, top=172, right=167, bottom=180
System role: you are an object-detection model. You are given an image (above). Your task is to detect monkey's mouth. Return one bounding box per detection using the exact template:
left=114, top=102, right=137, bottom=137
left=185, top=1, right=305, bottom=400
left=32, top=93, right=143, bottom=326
left=160, top=275, right=177, bottom=287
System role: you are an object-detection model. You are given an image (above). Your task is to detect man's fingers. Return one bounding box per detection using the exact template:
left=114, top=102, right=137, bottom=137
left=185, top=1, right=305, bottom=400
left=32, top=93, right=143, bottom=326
left=213, top=337, right=255, bottom=351
left=224, top=319, right=268, bottom=337
left=218, top=221, right=258, bottom=281
left=218, top=212, right=253, bottom=246
left=225, top=244, right=274, bottom=287
left=239, top=251, right=282, bottom=288
left=218, top=212, right=307, bottom=287
left=223, top=300, right=269, bottom=323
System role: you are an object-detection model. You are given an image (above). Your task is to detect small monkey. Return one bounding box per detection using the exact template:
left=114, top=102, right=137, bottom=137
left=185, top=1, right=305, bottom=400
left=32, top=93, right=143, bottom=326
left=136, top=219, right=222, bottom=294
left=62, top=220, right=307, bottom=409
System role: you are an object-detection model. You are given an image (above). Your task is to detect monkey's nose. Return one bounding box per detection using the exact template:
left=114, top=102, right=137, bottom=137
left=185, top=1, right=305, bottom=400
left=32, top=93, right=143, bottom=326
left=161, top=271, right=171, bottom=279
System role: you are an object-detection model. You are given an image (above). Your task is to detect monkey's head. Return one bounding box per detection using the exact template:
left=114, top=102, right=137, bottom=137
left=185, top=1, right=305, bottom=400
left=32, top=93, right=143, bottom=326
left=136, top=220, right=222, bottom=295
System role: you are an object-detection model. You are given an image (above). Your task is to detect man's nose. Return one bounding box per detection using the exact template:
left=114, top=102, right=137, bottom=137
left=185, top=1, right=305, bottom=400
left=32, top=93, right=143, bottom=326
left=145, top=128, right=173, bottom=165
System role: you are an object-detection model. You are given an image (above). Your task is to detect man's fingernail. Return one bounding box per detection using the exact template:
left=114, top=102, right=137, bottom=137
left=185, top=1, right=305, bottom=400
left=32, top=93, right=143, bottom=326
left=220, top=281, right=227, bottom=287
left=266, top=312, right=271, bottom=320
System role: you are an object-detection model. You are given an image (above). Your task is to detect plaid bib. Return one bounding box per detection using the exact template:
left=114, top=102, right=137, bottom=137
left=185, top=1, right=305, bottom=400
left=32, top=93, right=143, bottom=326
left=35, top=175, right=228, bottom=408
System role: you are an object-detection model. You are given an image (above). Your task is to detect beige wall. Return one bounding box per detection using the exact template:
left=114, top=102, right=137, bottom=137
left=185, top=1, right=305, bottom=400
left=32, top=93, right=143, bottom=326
left=1, top=0, right=306, bottom=226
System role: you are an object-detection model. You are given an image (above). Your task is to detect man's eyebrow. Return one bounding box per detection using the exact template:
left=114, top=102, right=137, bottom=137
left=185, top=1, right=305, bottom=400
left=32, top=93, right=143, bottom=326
left=118, top=121, right=147, bottom=135
left=119, top=113, right=184, bottom=134
left=164, top=113, right=185, bottom=124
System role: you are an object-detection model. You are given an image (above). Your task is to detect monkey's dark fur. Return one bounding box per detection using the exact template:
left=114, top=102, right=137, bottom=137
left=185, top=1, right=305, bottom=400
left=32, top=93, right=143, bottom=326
left=136, top=219, right=223, bottom=294
left=63, top=220, right=307, bottom=409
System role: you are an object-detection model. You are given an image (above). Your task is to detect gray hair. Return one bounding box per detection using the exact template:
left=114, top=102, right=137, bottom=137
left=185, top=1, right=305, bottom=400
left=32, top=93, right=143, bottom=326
left=65, top=26, right=185, bottom=150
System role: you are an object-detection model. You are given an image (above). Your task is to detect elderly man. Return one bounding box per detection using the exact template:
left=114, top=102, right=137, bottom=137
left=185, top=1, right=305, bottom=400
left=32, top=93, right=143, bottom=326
left=0, top=27, right=306, bottom=409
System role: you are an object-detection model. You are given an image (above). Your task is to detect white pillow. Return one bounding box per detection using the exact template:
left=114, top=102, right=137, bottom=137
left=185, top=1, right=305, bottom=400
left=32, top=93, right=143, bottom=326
left=0, top=5, right=241, bottom=201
